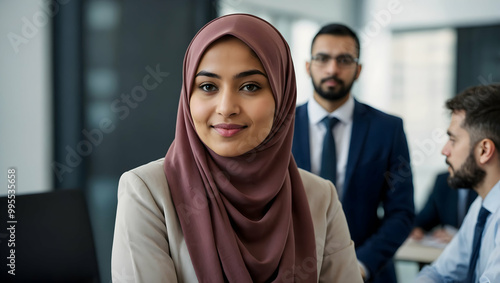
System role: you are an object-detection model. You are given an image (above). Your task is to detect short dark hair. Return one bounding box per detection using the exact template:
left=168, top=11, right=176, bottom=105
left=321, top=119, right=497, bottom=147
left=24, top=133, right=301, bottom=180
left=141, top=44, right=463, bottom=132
left=311, top=23, right=360, bottom=58
left=446, top=84, right=500, bottom=152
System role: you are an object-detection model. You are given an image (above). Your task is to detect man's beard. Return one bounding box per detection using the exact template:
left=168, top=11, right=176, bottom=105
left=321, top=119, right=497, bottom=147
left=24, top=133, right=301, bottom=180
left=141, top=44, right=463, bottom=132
left=312, top=74, right=355, bottom=101
left=447, top=151, right=486, bottom=189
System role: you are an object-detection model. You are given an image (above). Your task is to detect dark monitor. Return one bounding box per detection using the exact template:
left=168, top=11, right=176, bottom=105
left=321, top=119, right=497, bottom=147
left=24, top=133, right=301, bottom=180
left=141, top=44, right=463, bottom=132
left=0, top=189, right=100, bottom=282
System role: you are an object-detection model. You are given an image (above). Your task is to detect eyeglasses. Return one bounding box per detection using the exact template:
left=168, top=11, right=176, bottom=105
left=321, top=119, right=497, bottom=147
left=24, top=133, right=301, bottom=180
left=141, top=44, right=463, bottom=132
left=311, top=54, right=359, bottom=68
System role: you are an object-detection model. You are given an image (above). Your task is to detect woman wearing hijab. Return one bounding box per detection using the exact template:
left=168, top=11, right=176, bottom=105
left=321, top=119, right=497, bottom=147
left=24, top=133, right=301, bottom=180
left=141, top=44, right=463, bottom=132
left=112, top=14, right=362, bottom=283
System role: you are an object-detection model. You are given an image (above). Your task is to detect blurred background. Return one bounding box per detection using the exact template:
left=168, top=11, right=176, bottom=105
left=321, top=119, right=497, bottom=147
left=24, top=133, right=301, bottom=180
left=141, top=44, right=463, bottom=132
left=1, top=0, right=499, bottom=282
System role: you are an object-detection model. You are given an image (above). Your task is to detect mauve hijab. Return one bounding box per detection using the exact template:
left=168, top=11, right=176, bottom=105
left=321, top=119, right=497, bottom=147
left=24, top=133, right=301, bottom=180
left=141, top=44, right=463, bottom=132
left=164, top=14, right=317, bottom=282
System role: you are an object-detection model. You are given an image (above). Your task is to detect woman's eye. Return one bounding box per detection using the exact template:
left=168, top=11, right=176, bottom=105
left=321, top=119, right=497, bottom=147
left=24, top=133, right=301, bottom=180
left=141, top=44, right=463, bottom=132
left=200, top=84, right=217, bottom=92
left=241, top=84, right=260, bottom=92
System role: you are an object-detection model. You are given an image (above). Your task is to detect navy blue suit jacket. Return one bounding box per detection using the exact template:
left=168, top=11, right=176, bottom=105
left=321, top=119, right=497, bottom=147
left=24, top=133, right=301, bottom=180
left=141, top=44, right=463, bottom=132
left=416, top=172, right=477, bottom=231
left=292, top=100, right=415, bottom=283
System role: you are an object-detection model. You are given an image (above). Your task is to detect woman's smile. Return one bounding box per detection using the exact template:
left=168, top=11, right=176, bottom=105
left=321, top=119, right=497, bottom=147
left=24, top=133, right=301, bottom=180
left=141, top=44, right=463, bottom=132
left=212, top=123, right=247, bottom=137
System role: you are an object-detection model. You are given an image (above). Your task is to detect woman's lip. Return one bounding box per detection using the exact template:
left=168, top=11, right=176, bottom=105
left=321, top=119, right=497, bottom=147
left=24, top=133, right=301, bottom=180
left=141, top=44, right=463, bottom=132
left=212, top=124, right=246, bottom=137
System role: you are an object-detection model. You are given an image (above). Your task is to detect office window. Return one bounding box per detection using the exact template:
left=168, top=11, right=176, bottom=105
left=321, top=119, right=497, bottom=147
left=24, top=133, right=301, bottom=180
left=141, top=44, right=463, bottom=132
left=391, top=28, right=457, bottom=209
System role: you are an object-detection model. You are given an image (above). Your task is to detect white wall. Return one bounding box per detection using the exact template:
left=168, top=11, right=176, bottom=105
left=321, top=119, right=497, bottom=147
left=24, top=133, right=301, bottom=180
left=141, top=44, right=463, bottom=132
left=218, top=0, right=357, bottom=26
left=0, top=0, right=52, bottom=195
left=365, top=0, right=500, bottom=30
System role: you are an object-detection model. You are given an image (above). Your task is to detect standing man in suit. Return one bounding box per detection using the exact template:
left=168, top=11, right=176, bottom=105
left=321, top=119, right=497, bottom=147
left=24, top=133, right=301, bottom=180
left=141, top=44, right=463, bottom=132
left=416, top=84, right=500, bottom=282
left=411, top=172, right=477, bottom=243
left=292, top=23, right=415, bottom=282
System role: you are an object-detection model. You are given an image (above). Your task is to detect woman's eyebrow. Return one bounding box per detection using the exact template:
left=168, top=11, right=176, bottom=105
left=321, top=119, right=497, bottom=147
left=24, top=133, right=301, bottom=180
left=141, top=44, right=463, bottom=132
left=195, top=69, right=267, bottom=79
left=234, top=69, right=267, bottom=79
left=195, top=70, right=220, bottom=79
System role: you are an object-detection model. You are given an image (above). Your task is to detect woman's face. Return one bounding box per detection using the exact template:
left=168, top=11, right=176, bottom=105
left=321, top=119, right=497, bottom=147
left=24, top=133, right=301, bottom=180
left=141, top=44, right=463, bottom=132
left=190, top=37, right=275, bottom=157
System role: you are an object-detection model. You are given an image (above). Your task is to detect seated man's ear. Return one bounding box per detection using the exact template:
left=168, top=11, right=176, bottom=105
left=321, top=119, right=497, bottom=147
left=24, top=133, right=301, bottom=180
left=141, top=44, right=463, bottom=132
left=478, top=138, right=496, bottom=165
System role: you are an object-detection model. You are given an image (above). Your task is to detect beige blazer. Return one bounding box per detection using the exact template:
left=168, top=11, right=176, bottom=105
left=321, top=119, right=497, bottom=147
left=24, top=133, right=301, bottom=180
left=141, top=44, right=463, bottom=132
left=112, top=158, right=362, bottom=283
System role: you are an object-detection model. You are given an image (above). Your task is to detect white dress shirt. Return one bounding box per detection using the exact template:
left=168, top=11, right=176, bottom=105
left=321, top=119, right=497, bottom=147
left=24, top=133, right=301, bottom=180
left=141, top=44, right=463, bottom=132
left=415, top=180, right=500, bottom=283
left=307, top=95, right=354, bottom=200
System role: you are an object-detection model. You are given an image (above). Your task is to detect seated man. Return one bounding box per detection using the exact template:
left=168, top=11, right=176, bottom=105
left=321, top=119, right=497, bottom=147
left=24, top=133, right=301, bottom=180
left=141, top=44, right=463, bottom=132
left=410, top=171, right=477, bottom=243
left=415, top=84, right=500, bottom=282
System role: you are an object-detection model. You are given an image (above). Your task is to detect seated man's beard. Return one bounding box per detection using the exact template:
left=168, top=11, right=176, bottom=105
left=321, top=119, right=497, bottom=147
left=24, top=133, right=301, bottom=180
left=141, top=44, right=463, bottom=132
left=447, top=151, right=486, bottom=190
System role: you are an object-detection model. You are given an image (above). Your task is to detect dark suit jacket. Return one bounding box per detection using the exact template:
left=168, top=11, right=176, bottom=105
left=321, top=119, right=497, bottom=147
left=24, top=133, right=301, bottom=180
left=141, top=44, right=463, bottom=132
left=292, top=100, right=415, bottom=283
left=416, top=172, right=477, bottom=230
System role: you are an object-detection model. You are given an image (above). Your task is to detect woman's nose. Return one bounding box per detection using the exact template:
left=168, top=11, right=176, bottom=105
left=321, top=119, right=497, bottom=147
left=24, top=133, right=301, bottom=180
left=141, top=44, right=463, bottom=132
left=216, top=88, right=239, bottom=117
